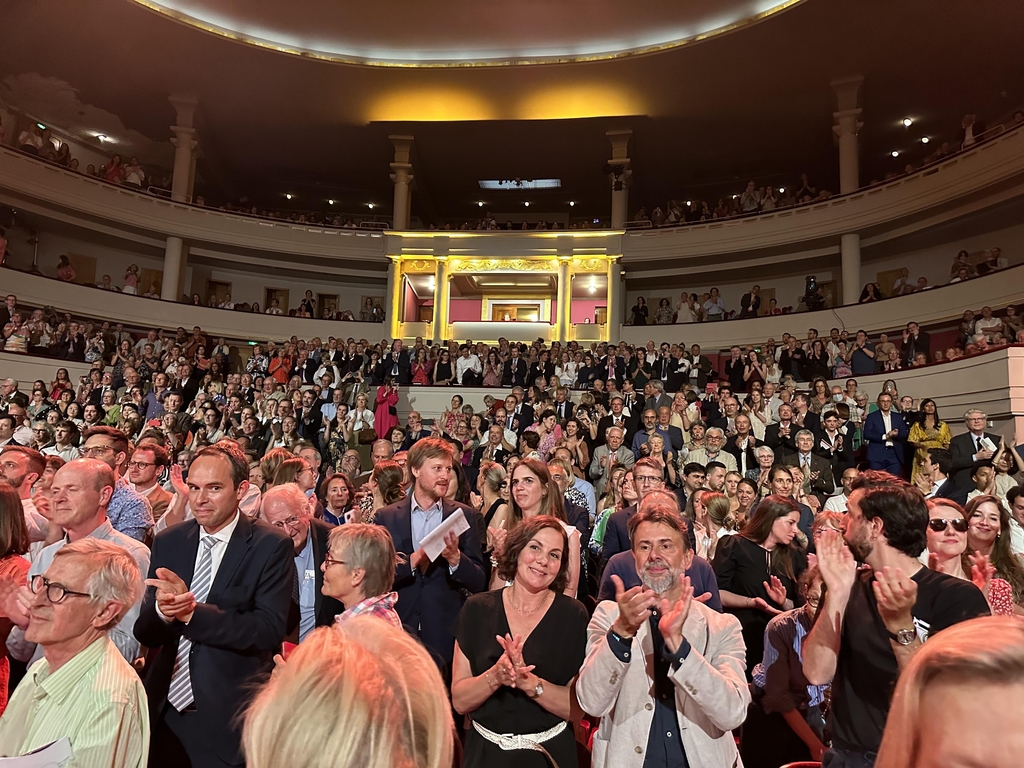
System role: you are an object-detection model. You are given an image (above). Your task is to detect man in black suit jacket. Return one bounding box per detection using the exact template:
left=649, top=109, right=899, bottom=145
left=765, top=403, right=800, bottom=461
left=738, top=286, right=761, bottom=319
left=900, top=322, right=931, bottom=367
left=381, top=340, right=412, bottom=385
left=923, top=448, right=969, bottom=508
left=687, top=344, right=713, bottom=390
left=553, top=389, right=575, bottom=422
left=296, top=389, right=324, bottom=442
left=949, top=409, right=1001, bottom=490
left=373, top=438, right=486, bottom=671
left=599, top=354, right=625, bottom=388
left=136, top=443, right=293, bottom=768
left=502, top=348, right=528, bottom=387
left=260, top=484, right=344, bottom=643
left=597, top=396, right=638, bottom=445
left=472, top=424, right=511, bottom=468
left=506, top=392, right=535, bottom=436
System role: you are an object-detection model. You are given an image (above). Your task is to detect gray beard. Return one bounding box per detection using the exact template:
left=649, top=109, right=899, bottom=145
left=640, top=563, right=682, bottom=595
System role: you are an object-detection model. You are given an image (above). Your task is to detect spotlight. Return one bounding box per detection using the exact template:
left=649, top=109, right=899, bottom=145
left=36, top=123, right=46, bottom=130
left=779, top=187, right=785, bottom=193
left=921, top=137, right=930, bottom=144
left=569, top=201, right=575, bottom=207
left=477, top=201, right=484, bottom=207
left=524, top=201, right=530, bottom=207
left=902, top=118, right=913, bottom=127
left=96, top=134, right=109, bottom=143
left=732, top=194, right=738, bottom=199
left=891, top=151, right=899, bottom=158
left=328, top=199, right=335, bottom=205
left=368, top=203, right=375, bottom=209
left=285, top=193, right=293, bottom=200
left=686, top=200, right=691, bottom=206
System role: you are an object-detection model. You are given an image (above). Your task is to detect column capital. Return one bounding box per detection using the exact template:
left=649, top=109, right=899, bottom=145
left=606, top=129, right=632, bottom=164
left=832, top=109, right=864, bottom=138
left=830, top=75, right=864, bottom=113
left=389, top=135, right=414, bottom=164
left=169, top=96, right=198, bottom=128
left=390, top=162, right=413, bottom=185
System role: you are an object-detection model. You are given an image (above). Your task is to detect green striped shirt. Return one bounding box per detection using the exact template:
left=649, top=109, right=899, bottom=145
left=0, top=636, right=149, bottom=768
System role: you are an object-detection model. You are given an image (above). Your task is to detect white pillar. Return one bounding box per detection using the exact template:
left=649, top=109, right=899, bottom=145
left=831, top=76, right=864, bottom=195
left=607, top=258, right=622, bottom=339
left=169, top=96, right=198, bottom=203
left=161, top=236, right=184, bottom=301
left=389, top=135, right=414, bottom=230
left=432, top=258, right=450, bottom=345
left=556, top=257, right=572, bottom=343
left=606, top=130, right=632, bottom=228
left=841, top=233, right=861, bottom=306
left=386, top=257, right=400, bottom=340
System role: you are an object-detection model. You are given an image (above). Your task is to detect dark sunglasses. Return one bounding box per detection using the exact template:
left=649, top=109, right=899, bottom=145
left=928, top=518, right=969, bottom=533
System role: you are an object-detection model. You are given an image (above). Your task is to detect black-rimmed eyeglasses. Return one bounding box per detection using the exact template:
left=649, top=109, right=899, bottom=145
left=30, top=575, right=93, bottom=604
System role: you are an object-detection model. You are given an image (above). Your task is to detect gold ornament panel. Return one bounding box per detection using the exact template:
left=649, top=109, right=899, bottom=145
left=448, top=258, right=557, bottom=273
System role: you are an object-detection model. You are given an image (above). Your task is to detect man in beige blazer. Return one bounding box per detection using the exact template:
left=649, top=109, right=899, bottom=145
left=577, top=493, right=749, bottom=768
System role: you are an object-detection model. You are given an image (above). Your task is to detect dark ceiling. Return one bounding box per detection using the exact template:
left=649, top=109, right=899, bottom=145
left=0, top=0, right=1021, bottom=226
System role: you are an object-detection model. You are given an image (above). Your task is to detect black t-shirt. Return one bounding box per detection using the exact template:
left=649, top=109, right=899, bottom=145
left=829, top=566, right=990, bottom=753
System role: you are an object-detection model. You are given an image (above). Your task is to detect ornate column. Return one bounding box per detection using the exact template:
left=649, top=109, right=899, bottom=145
left=386, top=256, right=400, bottom=340
left=606, top=129, right=632, bottom=228
left=555, top=256, right=572, bottom=343
left=389, top=135, right=414, bottom=230
left=161, top=236, right=184, bottom=301
left=841, top=233, right=862, bottom=306
left=831, top=76, right=864, bottom=195
left=432, top=257, right=450, bottom=345
left=607, top=257, right=622, bottom=340
left=169, top=96, right=198, bottom=203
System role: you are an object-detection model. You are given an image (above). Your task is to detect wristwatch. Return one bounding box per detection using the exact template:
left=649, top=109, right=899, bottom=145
left=887, top=627, right=917, bottom=646
left=528, top=682, right=545, bottom=699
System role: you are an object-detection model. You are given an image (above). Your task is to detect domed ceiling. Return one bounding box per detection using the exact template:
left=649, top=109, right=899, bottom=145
left=130, top=0, right=802, bottom=66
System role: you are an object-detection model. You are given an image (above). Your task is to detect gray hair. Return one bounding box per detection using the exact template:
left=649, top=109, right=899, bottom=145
left=372, top=439, right=394, bottom=458
left=261, top=483, right=311, bottom=521
left=963, top=408, right=986, bottom=422
left=328, top=524, right=400, bottom=599
left=52, top=539, right=142, bottom=626
left=754, top=445, right=776, bottom=459
left=795, top=429, right=815, bottom=441
left=649, top=380, right=665, bottom=393
left=705, top=427, right=725, bottom=439
left=606, top=425, right=624, bottom=439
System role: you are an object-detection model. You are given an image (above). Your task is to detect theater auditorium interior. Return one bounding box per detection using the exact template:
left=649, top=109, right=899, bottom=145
left=0, top=1, right=1023, bottom=767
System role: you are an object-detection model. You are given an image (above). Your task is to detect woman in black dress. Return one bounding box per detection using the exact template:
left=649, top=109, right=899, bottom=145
left=630, top=296, right=649, bottom=326
left=712, top=494, right=807, bottom=677
left=453, top=516, right=588, bottom=768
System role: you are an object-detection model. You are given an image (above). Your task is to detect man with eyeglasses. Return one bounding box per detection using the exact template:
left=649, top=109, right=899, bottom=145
left=0, top=538, right=149, bottom=767
left=599, top=457, right=664, bottom=572
left=80, top=426, right=154, bottom=542
left=128, top=444, right=173, bottom=523
left=948, top=408, right=1001, bottom=491
left=4, top=459, right=150, bottom=667
left=260, top=484, right=342, bottom=644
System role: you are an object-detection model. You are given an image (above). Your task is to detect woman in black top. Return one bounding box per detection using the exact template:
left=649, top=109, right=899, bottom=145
left=433, top=349, right=456, bottom=386
left=576, top=352, right=598, bottom=389
left=630, top=296, right=649, bottom=326
left=452, top=516, right=588, bottom=768
left=804, top=340, right=831, bottom=382
left=713, top=494, right=808, bottom=676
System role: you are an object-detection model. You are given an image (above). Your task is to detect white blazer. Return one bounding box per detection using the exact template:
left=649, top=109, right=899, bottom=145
left=576, top=599, right=750, bottom=768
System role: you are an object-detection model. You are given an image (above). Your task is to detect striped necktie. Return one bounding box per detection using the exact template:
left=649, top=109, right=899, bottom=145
left=167, top=535, right=218, bottom=711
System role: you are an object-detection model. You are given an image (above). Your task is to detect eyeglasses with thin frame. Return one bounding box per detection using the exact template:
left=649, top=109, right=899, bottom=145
left=269, top=516, right=303, bottom=530
left=634, top=474, right=663, bottom=485
left=927, top=518, right=969, bottom=533
left=79, top=445, right=115, bottom=458
left=323, top=555, right=346, bottom=569
left=30, top=575, right=93, bottom=604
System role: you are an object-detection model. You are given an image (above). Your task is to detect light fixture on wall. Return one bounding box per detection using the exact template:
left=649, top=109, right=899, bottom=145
left=902, top=117, right=913, bottom=127
left=36, top=123, right=46, bottom=130
left=891, top=150, right=900, bottom=158
left=921, top=137, right=930, bottom=144
left=524, top=201, right=530, bottom=207
left=95, top=134, right=112, bottom=143
left=285, top=193, right=293, bottom=200
left=477, top=201, right=484, bottom=207
left=779, top=187, right=785, bottom=193
left=588, top=277, right=597, bottom=294
left=569, top=201, right=575, bottom=207
left=368, top=203, right=375, bottom=209
left=328, top=199, right=335, bottom=205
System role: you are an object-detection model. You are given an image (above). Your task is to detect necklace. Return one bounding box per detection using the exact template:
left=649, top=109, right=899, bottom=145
left=507, top=586, right=550, bottom=615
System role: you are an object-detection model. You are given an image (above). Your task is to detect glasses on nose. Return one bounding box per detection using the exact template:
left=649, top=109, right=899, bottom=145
left=928, top=518, right=969, bottom=533
left=270, top=516, right=303, bottom=530
left=30, top=575, right=93, bottom=604
left=79, top=445, right=114, bottom=457
left=634, top=475, right=662, bottom=486
left=323, top=555, right=346, bottom=569
left=127, top=461, right=155, bottom=470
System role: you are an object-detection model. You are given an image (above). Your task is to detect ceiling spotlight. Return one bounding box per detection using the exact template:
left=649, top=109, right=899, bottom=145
left=368, top=203, right=375, bottom=209
left=732, top=194, right=738, bottom=199
left=477, top=201, right=484, bottom=207
left=569, top=201, right=575, bottom=207
left=902, top=118, right=913, bottom=127
left=891, top=150, right=900, bottom=158
left=96, top=134, right=109, bottom=143
left=285, top=193, right=293, bottom=200
left=328, top=199, right=335, bottom=205
left=36, top=123, right=46, bottom=130
left=524, top=201, right=530, bottom=207
left=921, top=136, right=930, bottom=144
left=779, top=187, right=785, bottom=193
left=686, top=200, right=691, bottom=206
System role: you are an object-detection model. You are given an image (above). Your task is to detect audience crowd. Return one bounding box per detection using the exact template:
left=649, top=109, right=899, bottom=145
left=0, top=281, right=1022, bottom=766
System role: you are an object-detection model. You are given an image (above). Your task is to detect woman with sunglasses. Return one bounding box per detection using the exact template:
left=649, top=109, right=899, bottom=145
left=925, top=498, right=1014, bottom=616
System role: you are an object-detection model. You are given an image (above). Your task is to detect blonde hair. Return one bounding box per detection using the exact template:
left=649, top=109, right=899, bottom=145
left=244, top=620, right=454, bottom=768
left=875, top=616, right=1024, bottom=768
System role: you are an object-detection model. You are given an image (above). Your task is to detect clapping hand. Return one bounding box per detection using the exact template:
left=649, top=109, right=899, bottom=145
left=169, top=463, right=188, bottom=497
left=816, top=529, right=857, bottom=602
left=145, top=568, right=197, bottom=623
left=496, top=633, right=536, bottom=689
left=763, top=574, right=787, bottom=605
left=968, top=551, right=996, bottom=599
left=0, top=578, right=32, bottom=631
left=610, top=575, right=658, bottom=638
left=872, top=566, right=918, bottom=633
left=657, top=573, right=694, bottom=654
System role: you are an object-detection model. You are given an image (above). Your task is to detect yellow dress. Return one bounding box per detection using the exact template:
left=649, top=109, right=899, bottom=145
left=908, top=420, right=952, bottom=484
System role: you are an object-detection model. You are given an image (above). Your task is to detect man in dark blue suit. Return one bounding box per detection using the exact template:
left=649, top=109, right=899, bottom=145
left=922, top=448, right=969, bottom=507
left=863, top=393, right=909, bottom=476
left=373, top=437, right=487, bottom=672
left=136, top=442, right=294, bottom=768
